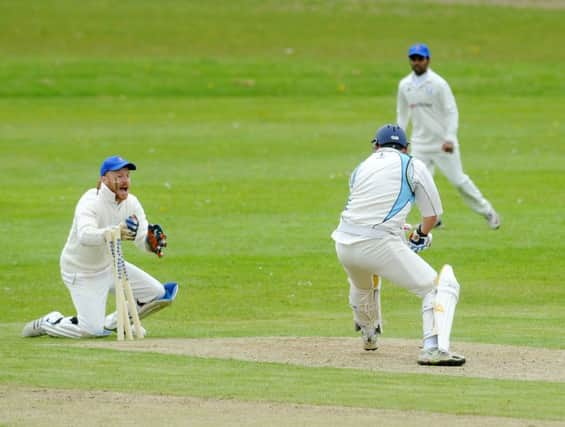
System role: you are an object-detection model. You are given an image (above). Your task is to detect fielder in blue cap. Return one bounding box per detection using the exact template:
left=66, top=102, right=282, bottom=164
left=99, top=155, right=137, bottom=203
left=22, top=154, right=178, bottom=339
left=396, top=43, right=500, bottom=230
left=408, top=43, right=430, bottom=59
left=100, top=155, right=137, bottom=177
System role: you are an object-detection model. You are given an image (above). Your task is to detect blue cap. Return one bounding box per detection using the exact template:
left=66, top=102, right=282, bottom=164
left=408, top=43, right=430, bottom=58
left=100, top=155, right=136, bottom=176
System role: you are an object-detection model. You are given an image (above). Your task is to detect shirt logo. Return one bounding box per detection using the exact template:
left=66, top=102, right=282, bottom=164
left=409, top=102, right=433, bottom=109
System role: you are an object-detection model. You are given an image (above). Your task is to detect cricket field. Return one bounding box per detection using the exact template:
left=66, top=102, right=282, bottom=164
left=1, top=1, right=564, bottom=425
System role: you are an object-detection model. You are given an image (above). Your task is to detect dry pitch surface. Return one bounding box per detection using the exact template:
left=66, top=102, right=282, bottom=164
left=3, top=337, right=565, bottom=426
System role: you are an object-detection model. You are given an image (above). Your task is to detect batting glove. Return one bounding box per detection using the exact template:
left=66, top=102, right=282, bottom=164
left=120, top=215, right=139, bottom=241
left=146, top=223, right=167, bottom=257
left=408, top=225, right=432, bottom=253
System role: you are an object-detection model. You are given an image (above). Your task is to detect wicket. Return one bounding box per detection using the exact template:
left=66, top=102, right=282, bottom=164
left=105, top=227, right=143, bottom=341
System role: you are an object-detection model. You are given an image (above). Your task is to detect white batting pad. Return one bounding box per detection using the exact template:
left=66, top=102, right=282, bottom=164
left=138, top=298, right=172, bottom=319
left=42, top=317, right=84, bottom=339
left=434, top=264, right=460, bottom=352
left=421, top=291, right=435, bottom=340
left=348, top=275, right=383, bottom=333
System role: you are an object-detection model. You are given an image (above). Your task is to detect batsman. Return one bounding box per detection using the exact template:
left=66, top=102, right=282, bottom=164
left=332, top=124, right=465, bottom=366
left=22, top=155, right=178, bottom=339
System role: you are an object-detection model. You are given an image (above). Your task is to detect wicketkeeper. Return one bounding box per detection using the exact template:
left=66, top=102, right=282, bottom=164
left=331, top=124, right=465, bottom=366
left=22, top=155, right=178, bottom=338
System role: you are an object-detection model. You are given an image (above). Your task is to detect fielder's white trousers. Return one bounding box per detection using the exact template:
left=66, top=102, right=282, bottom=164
left=412, top=147, right=493, bottom=216
left=59, top=262, right=164, bottom=336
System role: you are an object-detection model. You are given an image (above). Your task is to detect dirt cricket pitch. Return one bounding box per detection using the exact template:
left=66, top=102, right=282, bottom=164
left=3, top=337, right=565, bottom=426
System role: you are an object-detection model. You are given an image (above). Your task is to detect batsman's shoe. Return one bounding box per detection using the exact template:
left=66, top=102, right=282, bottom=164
left=354, top=322, right=381, bottom=351
left=357, top=325, right=380, bottom=351
left=417, top=348, right=466, bottom=366
left=22, top=311, right=64, bottom=338
left=485, top=210, right=501, bottom=230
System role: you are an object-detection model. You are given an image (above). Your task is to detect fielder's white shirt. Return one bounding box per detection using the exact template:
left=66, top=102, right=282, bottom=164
left=397, top=68, right=459, bottom=153
left=332, top=148, right=443, bottom=244
left=60, top=183, right=150, bottom=274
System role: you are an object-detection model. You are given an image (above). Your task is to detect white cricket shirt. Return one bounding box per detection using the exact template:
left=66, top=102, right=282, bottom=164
left=60, top=183, right=149, bottom=274
left=397, top=68, right=459, bottom=153
left=332, top=148, right=443, bottom=244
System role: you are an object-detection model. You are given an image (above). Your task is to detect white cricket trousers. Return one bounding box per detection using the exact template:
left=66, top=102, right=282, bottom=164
left=60, top=262, right=164, bottom=336
left=335, top=236, right=437, bottom=297
left=412, top=147, right=493, bottom=216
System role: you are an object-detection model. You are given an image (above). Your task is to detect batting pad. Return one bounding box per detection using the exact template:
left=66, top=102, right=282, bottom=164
left=348, top=276, right=382, bottom=332
left=434, top=265, right=460, bottom=352
left=138, top=282, right=178, bottom=320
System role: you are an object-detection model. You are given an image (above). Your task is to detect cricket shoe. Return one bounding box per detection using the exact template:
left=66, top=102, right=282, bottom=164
left=355, top=323, right=380, bottom=351
left=417, top=348, right=466, bottom=366
left=22, top=311, right=64, bottom=338
left=485, top=210, right=501, bottom=230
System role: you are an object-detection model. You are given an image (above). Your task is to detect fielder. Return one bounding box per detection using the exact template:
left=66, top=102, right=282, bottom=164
left=397, top=43, right=500, bottom=229
left=22, top=155, right=178, bottom=339
left=332, top=124, right=465, bottom=366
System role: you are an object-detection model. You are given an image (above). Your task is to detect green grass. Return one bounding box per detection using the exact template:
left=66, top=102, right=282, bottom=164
left=1, top=0, right=565, bottom=422
left=2, top=338, right=565, bottom=420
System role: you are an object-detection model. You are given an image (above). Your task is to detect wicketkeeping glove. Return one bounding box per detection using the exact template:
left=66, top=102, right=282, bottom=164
left=146, top=223, right=167, bottom=257
left=408, top=225, right=432, bottom=253
left=119, top=215, right=139, bottom=241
